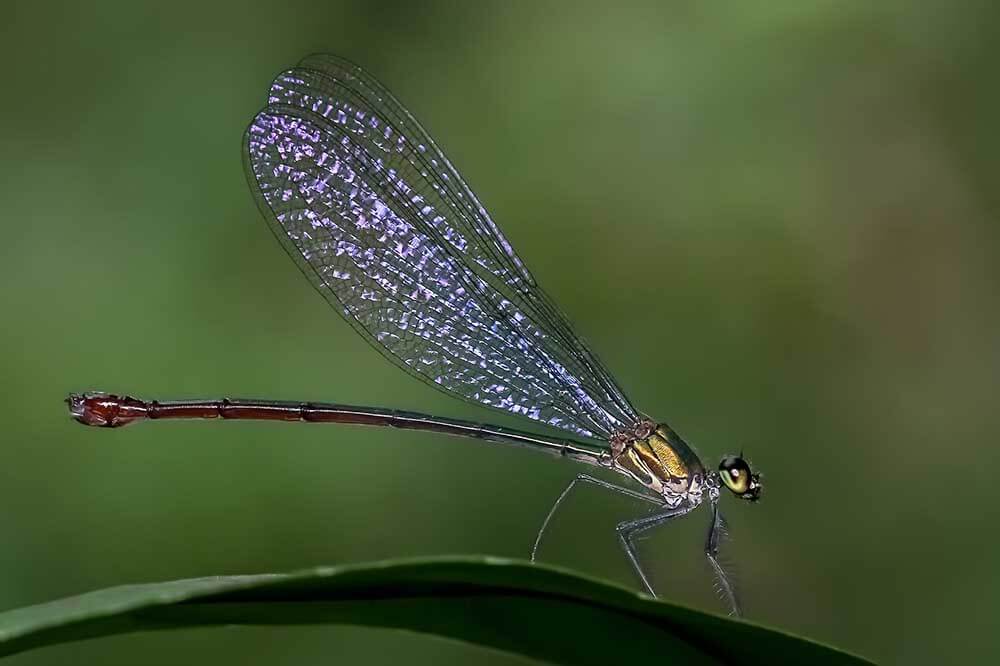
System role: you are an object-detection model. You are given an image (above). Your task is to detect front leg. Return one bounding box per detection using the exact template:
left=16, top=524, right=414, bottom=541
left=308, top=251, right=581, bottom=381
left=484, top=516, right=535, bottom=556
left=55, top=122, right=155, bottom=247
left=705, top=498, right=742, bottom=616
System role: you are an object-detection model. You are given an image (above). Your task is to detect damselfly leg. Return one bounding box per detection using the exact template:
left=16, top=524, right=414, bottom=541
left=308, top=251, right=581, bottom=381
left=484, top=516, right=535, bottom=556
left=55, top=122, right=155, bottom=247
left=705, top=499, right=741, bottom=616
left=530, top=473, right=660, bottom=561
left=616, top=505, right=695, bottom=597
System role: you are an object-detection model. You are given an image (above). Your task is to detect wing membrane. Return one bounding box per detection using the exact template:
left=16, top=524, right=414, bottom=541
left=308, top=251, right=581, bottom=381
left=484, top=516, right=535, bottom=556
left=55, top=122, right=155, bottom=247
left=244, top=55, right=640, bottom=439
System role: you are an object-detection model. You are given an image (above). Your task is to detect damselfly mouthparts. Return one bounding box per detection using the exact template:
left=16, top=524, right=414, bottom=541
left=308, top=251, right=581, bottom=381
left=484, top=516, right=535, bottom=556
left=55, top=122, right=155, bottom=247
left=69, top=54, right=762, bottom=616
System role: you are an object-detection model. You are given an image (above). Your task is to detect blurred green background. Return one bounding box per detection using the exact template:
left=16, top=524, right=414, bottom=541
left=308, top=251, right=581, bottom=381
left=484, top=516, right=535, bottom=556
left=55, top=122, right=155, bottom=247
left=2, top=1, right=997, bottom=664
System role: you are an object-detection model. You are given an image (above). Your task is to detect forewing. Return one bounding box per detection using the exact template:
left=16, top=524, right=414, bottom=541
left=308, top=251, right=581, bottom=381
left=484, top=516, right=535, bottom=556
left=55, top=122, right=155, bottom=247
left=244, top=55, right=640, bottom=439
left=294, top=55, right=638, bottom=425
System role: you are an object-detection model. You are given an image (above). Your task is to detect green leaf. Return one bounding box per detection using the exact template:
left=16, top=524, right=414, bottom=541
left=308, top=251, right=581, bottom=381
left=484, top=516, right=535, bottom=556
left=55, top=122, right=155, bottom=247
left=0, top=557, right=872, bottom=664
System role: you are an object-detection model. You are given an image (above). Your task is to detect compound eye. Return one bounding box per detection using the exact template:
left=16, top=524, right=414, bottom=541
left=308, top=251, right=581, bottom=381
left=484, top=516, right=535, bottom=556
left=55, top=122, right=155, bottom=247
left=719, top=456, right=751, bottom=494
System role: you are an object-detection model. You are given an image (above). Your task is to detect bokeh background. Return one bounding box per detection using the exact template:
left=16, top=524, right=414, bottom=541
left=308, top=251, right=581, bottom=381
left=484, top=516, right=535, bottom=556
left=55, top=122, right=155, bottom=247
left=2, top=1, right=997, bottom=664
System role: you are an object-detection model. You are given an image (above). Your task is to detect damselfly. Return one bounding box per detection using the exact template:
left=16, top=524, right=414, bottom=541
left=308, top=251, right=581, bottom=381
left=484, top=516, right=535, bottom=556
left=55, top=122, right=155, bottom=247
left=68, top=54, right=762, bottom=616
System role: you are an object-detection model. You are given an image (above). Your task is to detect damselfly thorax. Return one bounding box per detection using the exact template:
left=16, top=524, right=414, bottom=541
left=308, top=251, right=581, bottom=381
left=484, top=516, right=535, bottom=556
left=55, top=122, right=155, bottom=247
left=609, top=420, right=711, bottom=508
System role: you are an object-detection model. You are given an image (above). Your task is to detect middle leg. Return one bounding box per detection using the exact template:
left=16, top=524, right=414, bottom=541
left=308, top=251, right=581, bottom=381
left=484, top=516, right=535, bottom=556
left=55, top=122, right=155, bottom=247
left=616, top=504, right=694, bottom=597
left=531, top=473, right=660, bottom=561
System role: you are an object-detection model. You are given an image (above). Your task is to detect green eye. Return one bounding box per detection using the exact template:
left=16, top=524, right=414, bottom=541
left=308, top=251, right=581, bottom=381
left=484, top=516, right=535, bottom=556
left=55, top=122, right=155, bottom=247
left=719, top=456, right=751, bottom=494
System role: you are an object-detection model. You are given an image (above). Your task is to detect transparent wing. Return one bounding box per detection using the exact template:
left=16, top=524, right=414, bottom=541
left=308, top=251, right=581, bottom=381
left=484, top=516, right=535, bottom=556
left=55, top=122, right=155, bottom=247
left=244, top=54, right=641, bottom=439
left=294, top=55, right=638, bottom=423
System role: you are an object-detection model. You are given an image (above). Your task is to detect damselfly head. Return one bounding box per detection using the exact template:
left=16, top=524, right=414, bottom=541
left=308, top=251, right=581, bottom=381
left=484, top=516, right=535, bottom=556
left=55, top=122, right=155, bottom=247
left=718, top=455, right=761, bottom=502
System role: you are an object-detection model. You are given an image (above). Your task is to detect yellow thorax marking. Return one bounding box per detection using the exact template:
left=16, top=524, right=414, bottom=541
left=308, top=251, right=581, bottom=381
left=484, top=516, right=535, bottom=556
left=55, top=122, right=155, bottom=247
left=642, top=426, right=688, bottom=480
